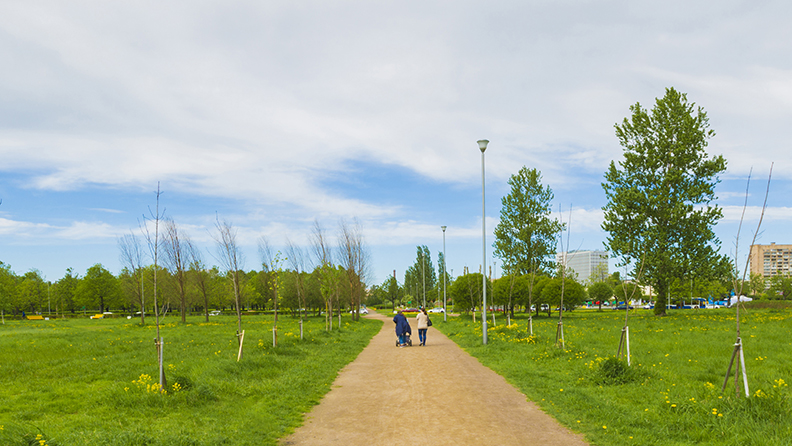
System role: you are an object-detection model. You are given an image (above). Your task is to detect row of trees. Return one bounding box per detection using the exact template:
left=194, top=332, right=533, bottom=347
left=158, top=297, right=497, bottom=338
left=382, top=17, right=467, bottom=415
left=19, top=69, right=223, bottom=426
left=0, top=219, right=371, bottom=324
left=484, top=87, right=755, bottom=318
left=0, top=260, right=366, bottom=320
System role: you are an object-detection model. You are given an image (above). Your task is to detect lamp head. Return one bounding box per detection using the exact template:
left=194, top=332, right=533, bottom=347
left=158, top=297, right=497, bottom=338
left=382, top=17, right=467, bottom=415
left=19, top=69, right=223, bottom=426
left=477, top=139, right=489, bottom=152
left=441, top=225, right=447, bottom=232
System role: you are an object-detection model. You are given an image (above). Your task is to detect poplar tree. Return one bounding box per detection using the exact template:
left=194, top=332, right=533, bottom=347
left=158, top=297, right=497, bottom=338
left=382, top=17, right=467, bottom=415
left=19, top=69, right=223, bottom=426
left=602, top=87, right=728, bottom=316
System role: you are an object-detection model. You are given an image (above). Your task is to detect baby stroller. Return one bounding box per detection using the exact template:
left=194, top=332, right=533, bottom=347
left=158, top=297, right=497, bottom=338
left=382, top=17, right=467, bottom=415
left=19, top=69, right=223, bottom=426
left=396, top=332, right=413, bottom=347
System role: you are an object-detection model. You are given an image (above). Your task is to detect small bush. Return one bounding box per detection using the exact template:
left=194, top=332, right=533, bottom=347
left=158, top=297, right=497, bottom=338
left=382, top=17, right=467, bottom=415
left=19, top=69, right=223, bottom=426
left=593, top=357, right=641, bottom=385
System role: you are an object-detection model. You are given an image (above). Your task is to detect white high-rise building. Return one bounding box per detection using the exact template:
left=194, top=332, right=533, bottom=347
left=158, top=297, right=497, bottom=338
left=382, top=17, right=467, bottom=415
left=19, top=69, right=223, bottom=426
left=556, top=250, right=609, bottom=283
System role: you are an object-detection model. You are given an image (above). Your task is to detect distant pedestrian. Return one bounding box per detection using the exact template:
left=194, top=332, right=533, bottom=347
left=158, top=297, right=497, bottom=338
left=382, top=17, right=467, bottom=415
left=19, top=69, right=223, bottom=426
left=393, top=311, right=411, bottom=347
left=416, top=307, right=429, bottom=346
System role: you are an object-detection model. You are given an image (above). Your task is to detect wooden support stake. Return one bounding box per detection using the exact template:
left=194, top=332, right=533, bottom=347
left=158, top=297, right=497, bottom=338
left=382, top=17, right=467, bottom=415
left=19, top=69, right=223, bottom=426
left=156, top=337, right=166, bottom=394
left=237, top=330, right=245, bottom=362
left=738, top=339, right=749, bottom=397
left=626, top=326, right=631, bottom=366
left=299, top=319, right=304, bottom=340
left=617, top=326, right=631, bottom=365
left=722, top=338, right=748, bottom=397
left=556, top=321, right=565, bottom=349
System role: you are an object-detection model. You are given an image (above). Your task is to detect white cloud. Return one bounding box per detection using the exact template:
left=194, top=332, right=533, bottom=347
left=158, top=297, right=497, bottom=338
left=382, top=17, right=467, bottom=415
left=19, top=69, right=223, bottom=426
left=721, top=206, right=792, bottom=222
left=2, top=1, right=792, bottom=280
left=0, top=217, right=123, bottom=241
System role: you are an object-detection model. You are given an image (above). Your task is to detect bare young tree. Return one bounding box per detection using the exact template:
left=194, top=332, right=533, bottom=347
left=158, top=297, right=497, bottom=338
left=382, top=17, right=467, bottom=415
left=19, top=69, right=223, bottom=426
left=311, top=220, right=334, bottom=331
left=118, top=232, right=146, bottom=324
left=285, top=237, right=308, bottom=338
left=724, top=164, right=773, bottom=397
left=338, top=219, right=370, bottom=322
left=259, top=236, right=285, bottom=346
left=141, top=183, right=166, bottom=393
left=214, top=217, right=245, bottom=359
left=161, top=217, right=192, bottom=324
left=188, top=243, right=212, bottom=323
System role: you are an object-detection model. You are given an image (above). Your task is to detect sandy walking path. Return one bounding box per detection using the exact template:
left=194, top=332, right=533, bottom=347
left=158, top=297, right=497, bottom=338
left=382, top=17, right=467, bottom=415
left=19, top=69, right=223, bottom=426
left=281, top=312, right=588, bottom=446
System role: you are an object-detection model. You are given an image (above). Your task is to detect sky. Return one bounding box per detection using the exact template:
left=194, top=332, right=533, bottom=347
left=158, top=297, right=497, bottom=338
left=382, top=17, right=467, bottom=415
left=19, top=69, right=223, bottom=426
left=1, top=1, right=790, bottom=287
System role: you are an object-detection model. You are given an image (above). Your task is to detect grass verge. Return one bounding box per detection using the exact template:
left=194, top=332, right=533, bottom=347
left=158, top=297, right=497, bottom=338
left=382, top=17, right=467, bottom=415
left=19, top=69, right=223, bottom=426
left=0, top=314, right=381, bottom=446
left=435, top=308, right=792, bottom=445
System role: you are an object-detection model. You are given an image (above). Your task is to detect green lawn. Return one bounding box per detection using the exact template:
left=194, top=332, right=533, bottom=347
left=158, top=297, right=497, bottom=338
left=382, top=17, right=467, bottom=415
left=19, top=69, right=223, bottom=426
left=0, top=314, right=381, bottom=446
left=435, top=307, right=792, bottom=446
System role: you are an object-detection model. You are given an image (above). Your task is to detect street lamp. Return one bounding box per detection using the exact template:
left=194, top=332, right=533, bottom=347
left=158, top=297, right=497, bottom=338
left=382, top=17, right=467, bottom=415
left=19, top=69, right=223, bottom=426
left=421, top=250, right=426, bottom=309
left=441, top=225, right=447, bottom=322
left=478, top=139, right=489, bottom=345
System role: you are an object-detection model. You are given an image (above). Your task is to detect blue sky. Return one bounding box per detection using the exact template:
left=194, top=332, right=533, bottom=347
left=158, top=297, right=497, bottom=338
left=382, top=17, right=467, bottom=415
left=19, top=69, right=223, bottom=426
left=1, top=1, right=790, bottom=286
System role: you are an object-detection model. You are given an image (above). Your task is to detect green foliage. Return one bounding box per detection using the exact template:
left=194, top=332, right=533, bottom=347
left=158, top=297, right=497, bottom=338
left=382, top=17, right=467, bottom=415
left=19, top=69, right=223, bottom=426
left=404, top=246, right=435, bottom=307
left=0, top=261, right=15, bottom=313
left=75, top=264, right=122, bottom=312
left=749, top=273, right=766, bottom=297
left=602, top=87, right=728, bottom=315
left=540, top=277, right=586, bottom=313
left=16, top=270, right=47, bottom=313
left=612, top=282, right=644, bottom=303
left=450, top=273, right=491, bottom=313
left=766, top=275, right=792, bottom=300
left=593, top=356, right=645, bottom=385
left=588, top=281, right=613, bottom=310
left=493, top=167, right=562, bottom=277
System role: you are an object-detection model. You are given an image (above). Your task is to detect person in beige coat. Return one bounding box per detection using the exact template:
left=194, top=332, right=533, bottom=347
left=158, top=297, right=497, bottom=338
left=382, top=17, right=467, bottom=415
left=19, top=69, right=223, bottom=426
left=416, top=307, right=430, bottom=346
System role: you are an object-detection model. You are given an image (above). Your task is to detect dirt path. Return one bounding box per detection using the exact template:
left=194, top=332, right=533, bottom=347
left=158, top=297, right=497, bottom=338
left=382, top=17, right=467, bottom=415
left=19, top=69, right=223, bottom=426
left=281, top=312, right=588, bottom=446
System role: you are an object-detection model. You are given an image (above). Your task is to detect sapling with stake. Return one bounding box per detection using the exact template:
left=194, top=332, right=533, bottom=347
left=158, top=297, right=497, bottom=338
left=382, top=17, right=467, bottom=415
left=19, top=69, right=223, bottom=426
left=723, top=164, right=772, bottom=397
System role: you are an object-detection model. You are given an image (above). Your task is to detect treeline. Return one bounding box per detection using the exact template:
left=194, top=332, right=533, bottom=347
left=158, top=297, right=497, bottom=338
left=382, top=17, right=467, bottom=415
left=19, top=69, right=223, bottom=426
left=0, top=260, right=362, bottom=319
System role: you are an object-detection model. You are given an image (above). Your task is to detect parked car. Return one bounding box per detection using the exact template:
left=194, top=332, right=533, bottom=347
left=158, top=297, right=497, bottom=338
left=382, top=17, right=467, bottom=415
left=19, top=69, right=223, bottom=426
left=348, top=308, right=369, bottom=314
left=209, top=310, right=221, bottom=316
left=613, top=305, right=634, bottom=310
left=428, top=307, right=445, bottom=313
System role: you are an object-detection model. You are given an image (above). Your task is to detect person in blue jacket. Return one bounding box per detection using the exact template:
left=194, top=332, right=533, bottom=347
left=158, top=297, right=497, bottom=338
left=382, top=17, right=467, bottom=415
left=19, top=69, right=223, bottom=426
left=393, top=311, right=412, bottom=347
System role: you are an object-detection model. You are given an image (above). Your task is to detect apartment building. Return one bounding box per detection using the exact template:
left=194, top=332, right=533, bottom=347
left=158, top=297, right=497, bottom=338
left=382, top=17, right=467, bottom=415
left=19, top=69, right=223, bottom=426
left=750, top=243, right=792, bottom=278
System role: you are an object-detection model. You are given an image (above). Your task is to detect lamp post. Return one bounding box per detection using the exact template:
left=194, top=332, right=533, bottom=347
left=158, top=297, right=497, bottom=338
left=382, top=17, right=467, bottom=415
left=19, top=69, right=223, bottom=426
left=478, top=139, right=489, bottom=345
left=441, top=225, right=447, bottom=322
left=421, top=250, right=426, bottom=309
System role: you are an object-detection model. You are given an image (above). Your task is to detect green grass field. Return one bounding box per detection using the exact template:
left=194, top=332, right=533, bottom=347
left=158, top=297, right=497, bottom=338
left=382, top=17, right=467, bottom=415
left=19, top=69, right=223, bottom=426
left=0, top=314, right=381, bottom=446
left=436, top=307, right=792, bottom=446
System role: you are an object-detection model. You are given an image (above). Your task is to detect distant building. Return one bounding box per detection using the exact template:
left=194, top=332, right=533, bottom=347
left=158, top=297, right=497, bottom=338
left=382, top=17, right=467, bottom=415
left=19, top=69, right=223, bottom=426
left=556, top=250, right=609, bottom=284
left=750, top=243, right=792, bottom=278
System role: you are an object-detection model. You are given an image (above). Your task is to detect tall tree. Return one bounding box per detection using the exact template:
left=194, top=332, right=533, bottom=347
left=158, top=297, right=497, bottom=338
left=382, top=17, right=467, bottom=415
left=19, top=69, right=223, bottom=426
left=450, top=272, right=490, bottom=313
left=75, top=264, right=121, bottom=312
left=17, top=270, right=47, bottom=314
left=215, top=218, right=245, bottom=343
left=0, top=262, right=16, bottom=320
left=602, top=87, right=727, bottom=316
left=383, top=274, right=402, bottom=311
left=404, top=246, right=436, bottom=308
left=493, top=167, right=562, bottom=327
left=59, top=269, right=83, bottom=315
left=587, top=281, right=613, bottom=311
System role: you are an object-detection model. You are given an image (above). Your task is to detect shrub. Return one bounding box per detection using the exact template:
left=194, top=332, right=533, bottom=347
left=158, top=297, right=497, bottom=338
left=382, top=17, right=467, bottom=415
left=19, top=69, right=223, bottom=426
left=593, top=357, right=641, bottom=385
